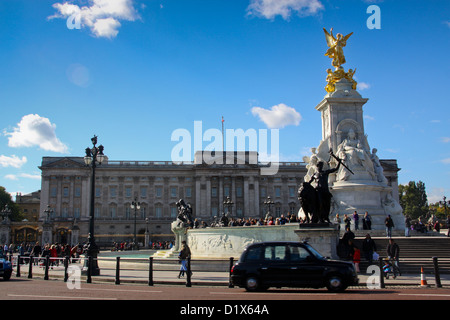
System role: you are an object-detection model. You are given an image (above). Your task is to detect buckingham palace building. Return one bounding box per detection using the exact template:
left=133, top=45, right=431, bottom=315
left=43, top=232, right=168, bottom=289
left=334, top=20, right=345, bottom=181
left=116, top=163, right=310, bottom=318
left=37, top=151, right=400, bottom=247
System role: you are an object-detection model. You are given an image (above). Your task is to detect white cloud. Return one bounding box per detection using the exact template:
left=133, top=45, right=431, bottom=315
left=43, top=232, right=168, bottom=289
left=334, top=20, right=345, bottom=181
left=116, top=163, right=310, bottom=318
left=427, top=187, right=447, bottom=204
left=5, top=114, right=68, bottom=153
left=364, top=115, right=375, bottom=121
left=20, top=173, right=42, bottom=180
left=358, top=82, right=371, bottom=90
left=247, top=0, right=324, bottom=20
left=441, top=137, right=450, bottom=143
left=0, top=155, right=27, bottom=168
left=49, top=0, right=140, bottom=39
left=251, top=103, right=302, bottom=129
left=5, top=173, right=41, bottom=181
left=441, top=158, right=450, bottom=165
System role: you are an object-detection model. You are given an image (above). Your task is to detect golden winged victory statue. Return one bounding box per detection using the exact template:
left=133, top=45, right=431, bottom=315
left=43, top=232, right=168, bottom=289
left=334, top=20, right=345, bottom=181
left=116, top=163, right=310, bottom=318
left=323, top=28, right=357, bottom=93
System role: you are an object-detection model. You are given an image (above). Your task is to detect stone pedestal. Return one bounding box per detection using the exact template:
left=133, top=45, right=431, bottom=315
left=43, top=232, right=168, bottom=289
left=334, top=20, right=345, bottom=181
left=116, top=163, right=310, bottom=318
left=0, top=223, right=11, bottom=245
left=71, top=225, right=80, bottom=246
left=294, top=224, right=340, bottom=259
left=41, top=222, right=53, bottom=245
left=305, top=78, right=405, bottom=231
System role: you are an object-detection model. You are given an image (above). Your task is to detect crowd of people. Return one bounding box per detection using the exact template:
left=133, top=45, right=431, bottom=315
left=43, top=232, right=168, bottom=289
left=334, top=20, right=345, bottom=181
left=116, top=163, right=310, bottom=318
left=1, top=242, right=84, bottom=266
left=337, top=227, right=402, bottom=276
left=194, top=212, right=305, bottom=229
left=111, top=240, right=174, bottom=251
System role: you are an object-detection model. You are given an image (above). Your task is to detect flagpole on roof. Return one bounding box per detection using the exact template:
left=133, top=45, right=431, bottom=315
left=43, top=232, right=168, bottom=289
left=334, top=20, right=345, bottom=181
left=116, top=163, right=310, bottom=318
left=221, top=116, right=224, bottom=152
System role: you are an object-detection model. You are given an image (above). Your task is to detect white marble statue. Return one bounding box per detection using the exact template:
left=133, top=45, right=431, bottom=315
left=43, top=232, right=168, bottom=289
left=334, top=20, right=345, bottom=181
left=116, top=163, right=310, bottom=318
left=336, top=129, right=375, bottom=181
left=371, top=148, right=388, bottom=184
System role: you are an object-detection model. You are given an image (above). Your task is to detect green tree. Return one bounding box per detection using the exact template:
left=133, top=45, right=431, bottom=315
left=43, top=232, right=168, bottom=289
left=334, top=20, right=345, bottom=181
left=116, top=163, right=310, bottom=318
left=0, top=186, right=23, bottom=222
left=398, top=181, right=428, bottom=219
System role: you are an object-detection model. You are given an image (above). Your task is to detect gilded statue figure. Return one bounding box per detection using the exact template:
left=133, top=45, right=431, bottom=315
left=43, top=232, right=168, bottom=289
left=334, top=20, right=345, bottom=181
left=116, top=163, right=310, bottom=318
left=323, top=28, right=353, bottom=69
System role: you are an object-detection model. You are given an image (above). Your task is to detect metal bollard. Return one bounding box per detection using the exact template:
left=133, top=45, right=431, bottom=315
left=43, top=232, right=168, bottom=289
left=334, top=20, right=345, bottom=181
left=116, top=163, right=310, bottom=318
left=64, top=256, right=69, bottom=282
left=186, top=257, right=192, bottom=287
left=16, top=255, right=21, bottom=277
left=228, top=257, right=234, bottom=288
left=87, top=256, right=92, bottom=284
left=115, top=257, right=120, bottom=285
left=378, top=257, right=385, bottom=289
left=148, top=257, right=154, bottom=286
left=44, top=256, right=50, bottom=280
left=28, top=256, right=33, bottom=279
left=432, top=257, right=442, bottom=288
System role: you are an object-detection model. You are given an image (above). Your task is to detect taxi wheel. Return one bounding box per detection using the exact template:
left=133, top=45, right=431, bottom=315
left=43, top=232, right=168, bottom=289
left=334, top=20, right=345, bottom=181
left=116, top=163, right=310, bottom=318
left=326, top=274, right=346, bottom=292
left=245, top=276, right=261, bottom=292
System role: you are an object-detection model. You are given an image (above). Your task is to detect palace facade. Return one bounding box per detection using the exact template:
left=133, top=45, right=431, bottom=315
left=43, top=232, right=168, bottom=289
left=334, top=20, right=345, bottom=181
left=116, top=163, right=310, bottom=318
left=36, top=151, right=400, bottom=247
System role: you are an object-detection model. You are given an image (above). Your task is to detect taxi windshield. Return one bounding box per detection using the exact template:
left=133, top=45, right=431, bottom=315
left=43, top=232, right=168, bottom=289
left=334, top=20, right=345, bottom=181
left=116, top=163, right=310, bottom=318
left=304, top=243, right=325, bottom=260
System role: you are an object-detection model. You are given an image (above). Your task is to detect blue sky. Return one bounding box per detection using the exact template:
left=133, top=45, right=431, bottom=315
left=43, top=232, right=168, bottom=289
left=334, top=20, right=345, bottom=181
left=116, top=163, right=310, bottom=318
left=0, top=0, right=449, bottom=204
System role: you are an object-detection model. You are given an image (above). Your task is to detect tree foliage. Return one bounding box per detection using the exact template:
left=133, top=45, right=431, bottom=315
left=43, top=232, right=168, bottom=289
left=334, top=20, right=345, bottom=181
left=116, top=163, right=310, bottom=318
left=398, top=181, right=428, bottom=219
left=0, top=186, right=23, bottom=222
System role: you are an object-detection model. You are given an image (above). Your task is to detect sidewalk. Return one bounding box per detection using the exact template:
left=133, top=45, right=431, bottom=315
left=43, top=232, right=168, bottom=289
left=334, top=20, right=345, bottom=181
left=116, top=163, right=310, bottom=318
left=13, top=259, right=450, bottom=288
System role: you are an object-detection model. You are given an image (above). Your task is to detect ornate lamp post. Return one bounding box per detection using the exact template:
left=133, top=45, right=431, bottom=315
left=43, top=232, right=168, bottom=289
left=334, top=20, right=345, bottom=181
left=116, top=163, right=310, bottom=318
left=0, top=204, right=12, bottom=223
left=439, top=196, right=450, bottom=217
left=0, top=204, right=12, bottom=247
left=263, top=196, right=274, bottom=220
left=223, top=196, right=234, bottom=216
left=83, top=135, right=105, bottom=276
left=131, top=198, right=140, bottom=250
left=145, top=217, right=150, bottom=248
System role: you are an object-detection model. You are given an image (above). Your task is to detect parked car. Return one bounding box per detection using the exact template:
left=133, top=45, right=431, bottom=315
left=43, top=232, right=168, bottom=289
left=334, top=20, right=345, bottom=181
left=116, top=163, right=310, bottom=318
left=0, top=254, right=12, bottom=280
left=230, top=241, right=359, bottom=292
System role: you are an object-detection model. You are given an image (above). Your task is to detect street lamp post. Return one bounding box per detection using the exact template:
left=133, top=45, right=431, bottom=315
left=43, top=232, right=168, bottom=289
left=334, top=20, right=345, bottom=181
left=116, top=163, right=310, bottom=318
left=0, top=204, right=12, bottom=223
left=145, top=217, right=149, bottom=248
left=131, top=198, right=141, bottom=250
left=83, top=135, right=105, bottom=276
left=439, top=196, right=450, bottom=217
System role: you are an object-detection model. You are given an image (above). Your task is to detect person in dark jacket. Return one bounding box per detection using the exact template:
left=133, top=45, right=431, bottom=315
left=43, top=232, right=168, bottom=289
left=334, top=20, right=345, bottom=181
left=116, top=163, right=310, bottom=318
left=362, top=234, right=377, bottom=265
left=386, top=238, right=401, bottom=276
left=177, top=241, right=192, bottom=278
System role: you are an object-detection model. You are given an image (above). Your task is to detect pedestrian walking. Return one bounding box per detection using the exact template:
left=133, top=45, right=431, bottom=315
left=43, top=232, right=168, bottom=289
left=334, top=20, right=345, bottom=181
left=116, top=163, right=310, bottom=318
left=385, top=215, right=394, bottom=238
left=386, top=238, right=401, bottom=277
left=178, top=240, right=192, bottom=279
left=353, top=246, right=361, bottom=273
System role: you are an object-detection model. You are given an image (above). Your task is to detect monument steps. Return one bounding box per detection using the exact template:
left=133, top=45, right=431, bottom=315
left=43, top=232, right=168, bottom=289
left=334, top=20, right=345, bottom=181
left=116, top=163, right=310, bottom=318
left=353, top=236, right=450, bottom=274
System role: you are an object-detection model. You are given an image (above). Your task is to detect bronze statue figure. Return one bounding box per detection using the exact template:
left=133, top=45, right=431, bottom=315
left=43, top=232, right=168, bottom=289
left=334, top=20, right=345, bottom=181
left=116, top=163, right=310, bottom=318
left=298, top=160, right=341, bottom=224
left=176, top=199, right=194, bottom=227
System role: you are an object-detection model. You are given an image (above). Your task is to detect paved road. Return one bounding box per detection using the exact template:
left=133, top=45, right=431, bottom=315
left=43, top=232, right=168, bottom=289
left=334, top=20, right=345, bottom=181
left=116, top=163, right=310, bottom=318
left=3, top=278, right=450, bottom=301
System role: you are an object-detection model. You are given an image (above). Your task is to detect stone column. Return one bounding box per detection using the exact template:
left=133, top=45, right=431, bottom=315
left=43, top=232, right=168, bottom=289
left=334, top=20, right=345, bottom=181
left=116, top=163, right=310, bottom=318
left=244, top=177, right=250, bottom=216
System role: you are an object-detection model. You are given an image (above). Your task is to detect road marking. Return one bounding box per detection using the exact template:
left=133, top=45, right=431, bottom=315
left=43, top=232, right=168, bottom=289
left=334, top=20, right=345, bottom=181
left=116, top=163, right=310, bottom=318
left=8, top=294, right=117, bottom=300
left=398, top=294, right=450, bottom=298
left=209, top=291, right=337, bottom=296
left=81, top=288, right=163, bottom=293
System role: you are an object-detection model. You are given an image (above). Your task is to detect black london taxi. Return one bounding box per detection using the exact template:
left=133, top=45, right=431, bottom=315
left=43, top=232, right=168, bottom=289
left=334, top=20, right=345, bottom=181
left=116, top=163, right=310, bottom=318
left=230, top=241, right=358, bottom=292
